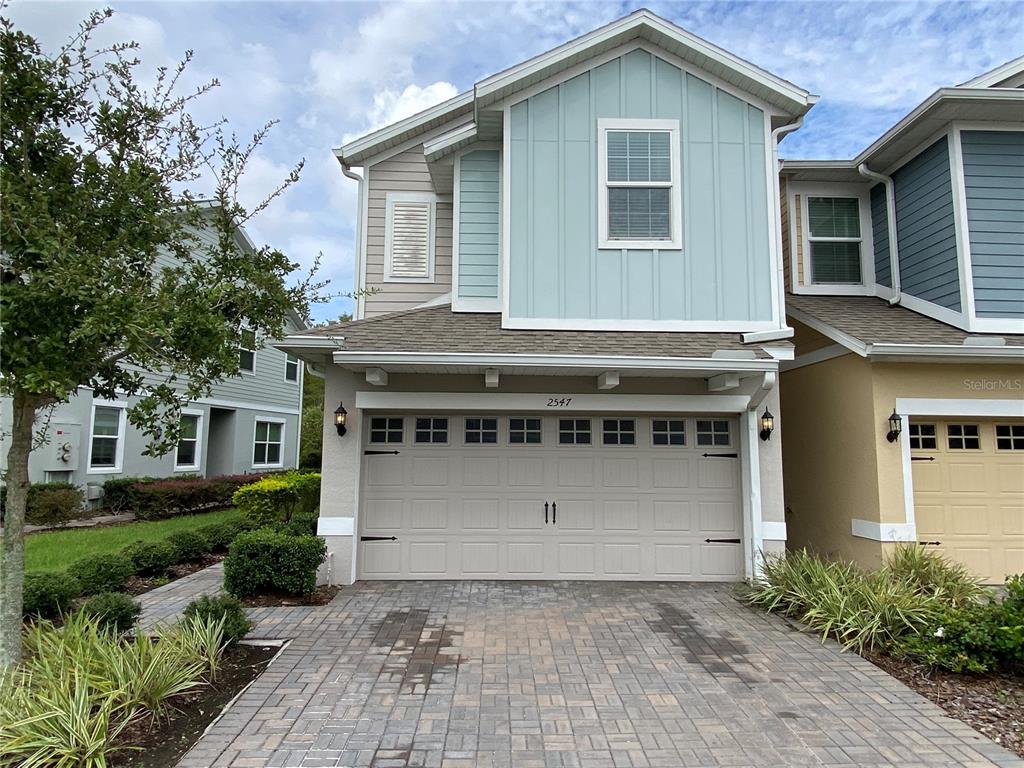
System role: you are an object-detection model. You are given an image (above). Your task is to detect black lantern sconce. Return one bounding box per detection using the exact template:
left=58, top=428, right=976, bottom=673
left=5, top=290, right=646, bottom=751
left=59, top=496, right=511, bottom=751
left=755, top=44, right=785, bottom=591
left=334, top=402, right=348, bottom=437
left=759, top=408, right=774, bottom=441
left=886, top=409, right=902, bottom=443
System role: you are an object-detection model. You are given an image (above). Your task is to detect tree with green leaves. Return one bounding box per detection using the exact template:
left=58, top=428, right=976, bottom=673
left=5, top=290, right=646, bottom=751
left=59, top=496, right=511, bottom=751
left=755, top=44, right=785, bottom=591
left=0, top=9, right=319, bottom=665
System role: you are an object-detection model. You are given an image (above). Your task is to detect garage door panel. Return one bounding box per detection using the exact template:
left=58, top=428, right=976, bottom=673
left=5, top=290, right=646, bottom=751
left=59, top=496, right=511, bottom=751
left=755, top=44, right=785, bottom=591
left=508, top=499, right=546, bottom=529
left=654, top=500, right=693, bottom=531
left=412, top=457, right=448, bottom=486
left=463, top=456, right=500, bottom=486
left=950, top=505, right=990, bottom=536
left=603, top=500, right=639, bottom=531
left=1003, top=506, right=1024, bottom=536
left=410, top=499, right=448, bottom=530
left=558, top=500, right=595, bottom=530
left=654, top=544, right=693, bottom=576
left=700, top=501, right=741, bottom=534
left=362, top=541, right=401, bottom=576
left=408, top=541, right=447, bottom=575
left=558, top=542, right=595, bottom=575
left=652, top=458, right=690, bottom=488
left=507, top=542, right=544, bottom=574
left=602, top=458, right=639, bottom=487
left=558, top=457, right=593, bottom=487
left=603, top=543, right=641, bottom=575
left=461, top=542, right=500, bottom=575
left=463, top=499, right=500, bottom=529
left=366, top=458, right=405, bottom=486
left=1006, top=547, right=1024, bottom=574
left=998, top=464, right=1024, bottom=493
left=364, top=499, right=403, bottom=531
left=507, top=457, right=545, bottom=486
left=700, top=544, right=743, bottom=577
left=915, top=504, right=946, bottom=537
left=948, top=462, right=987, bottom=494
left=698, top=459, right=738, bottom=489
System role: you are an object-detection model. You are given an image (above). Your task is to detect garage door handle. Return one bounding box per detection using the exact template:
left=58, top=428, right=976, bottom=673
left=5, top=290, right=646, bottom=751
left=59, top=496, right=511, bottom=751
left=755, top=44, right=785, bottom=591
left=704, top=538, right=740, bottom=543
left=360, top=536, right=397, bottom=542
left=544, top=502, right=549, bottom=524
left=551, top=502, right=556, bottom=524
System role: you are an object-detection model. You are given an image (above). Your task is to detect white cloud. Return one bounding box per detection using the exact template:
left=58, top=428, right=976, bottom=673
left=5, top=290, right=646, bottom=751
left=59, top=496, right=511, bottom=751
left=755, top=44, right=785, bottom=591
left=342, top=81, right=460, bottom=144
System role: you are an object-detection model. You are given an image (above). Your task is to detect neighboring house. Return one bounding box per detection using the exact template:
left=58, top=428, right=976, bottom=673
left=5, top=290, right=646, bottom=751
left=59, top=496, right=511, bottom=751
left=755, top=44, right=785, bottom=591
left=779, top=57, right=1024, bottom=583
left=282, top=10, right=817, bottom=584
left=0, top=211, right=306, bottom=500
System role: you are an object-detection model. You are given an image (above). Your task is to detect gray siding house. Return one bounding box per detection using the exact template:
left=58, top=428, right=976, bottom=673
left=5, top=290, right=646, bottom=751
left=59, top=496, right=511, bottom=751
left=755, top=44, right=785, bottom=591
left=0, top=215, right=305, bottom=498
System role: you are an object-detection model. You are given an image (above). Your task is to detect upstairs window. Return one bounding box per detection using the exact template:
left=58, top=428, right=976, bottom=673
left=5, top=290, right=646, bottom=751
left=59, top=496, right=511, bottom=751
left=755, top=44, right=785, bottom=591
left=598, top=119, right=681, bottom=250
left=384, top=191, right=436, bottom=282
left=238, top=328, right=256, bottom=374
left=285, top=354, right=299, bottom=382
left=807, top=197, right=863, bottom=285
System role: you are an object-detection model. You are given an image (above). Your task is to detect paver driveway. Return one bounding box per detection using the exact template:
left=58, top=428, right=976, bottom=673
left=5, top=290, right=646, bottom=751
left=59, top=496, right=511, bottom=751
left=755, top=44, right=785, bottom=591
left=179, top=581, right=1020, bottom=768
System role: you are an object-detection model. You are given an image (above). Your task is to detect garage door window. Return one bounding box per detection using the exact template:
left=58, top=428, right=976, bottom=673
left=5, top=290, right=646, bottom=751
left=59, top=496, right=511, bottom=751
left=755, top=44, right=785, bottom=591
left=652, top=418, right=685, bottom=446
left=415, top=417, right=448, bottom=444
left=509, top=417, right=542, bottom=444
left=559, top=419, right=591, bottom=445
left=947, top=424, right=980, bottom=450
left=370, top=417, right=404, bottom=444
left=996, top=424, right=1024, bottom=451
left=465, top=417, right=498, bottom=444
left=696, top=419, right=730, bottom=447
left=909, top=423, right=937, bottom=450
left=603, top=419, right=635, bottom=445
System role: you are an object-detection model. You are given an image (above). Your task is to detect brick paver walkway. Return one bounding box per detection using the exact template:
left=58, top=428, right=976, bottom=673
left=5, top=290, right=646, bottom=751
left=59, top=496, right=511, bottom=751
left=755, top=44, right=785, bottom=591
left=139, top=561, right=225, bottom=630
left=172, top=580, right=1020, bottom=768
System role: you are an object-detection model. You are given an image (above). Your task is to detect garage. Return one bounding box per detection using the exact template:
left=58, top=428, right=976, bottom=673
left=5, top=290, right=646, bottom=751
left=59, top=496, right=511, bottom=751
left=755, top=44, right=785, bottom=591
left=911, top=417, right=1024, bottom=583
left=358, top=413, right=744, bottom=580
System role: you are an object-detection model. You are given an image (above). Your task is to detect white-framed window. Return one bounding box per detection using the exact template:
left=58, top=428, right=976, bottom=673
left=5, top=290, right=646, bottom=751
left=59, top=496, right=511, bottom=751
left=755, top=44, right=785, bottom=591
left=369, top=416, right=403, bottom=444
left=696, top=419, right=731, bottom=447
left=384, top=191, right=436, bottom=282
left=253, top=418, right=285, bottom=467
left=284, top=353, right=299, bottom=383
left=805, top=196, right=864, bottom=285
left=947, top=423, right=980, bottom=450
left=88, top=402, right=127, bottom=473
left=996, top=424, right=1024, bottom=451
left=509, top=417, right=542, bottom=445
left=652, top=418, right=686, bottom=446
left=602, top=418, right=636, bottom=446
left=175, top=411, right=203, bottom=471
left=465, top=417, right=498, bottom=445
left=559, top=418, right=591, bottom=445
left=414, top=417, right=448, bottom=444
left=908, top=423, right=937, bottom=450
left=598, top=118, right=681, bottom=250
left=238, top=328, right=257, bottom=374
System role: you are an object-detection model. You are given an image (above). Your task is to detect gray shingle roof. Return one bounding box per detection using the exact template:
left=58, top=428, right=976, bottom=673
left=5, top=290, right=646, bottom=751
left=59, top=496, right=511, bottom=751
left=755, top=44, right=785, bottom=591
left=308, top=304, right=772, bottom=358
left=786, top=294, right=1024, bottom=347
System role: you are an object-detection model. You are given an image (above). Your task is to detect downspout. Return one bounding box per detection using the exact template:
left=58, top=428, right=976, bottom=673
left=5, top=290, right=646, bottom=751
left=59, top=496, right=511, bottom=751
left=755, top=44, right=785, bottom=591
left=771, top=117, right=804, bottom=327
left=857, top=163, right=901, bottom=305
left=339, top=162, right=366, bottom=318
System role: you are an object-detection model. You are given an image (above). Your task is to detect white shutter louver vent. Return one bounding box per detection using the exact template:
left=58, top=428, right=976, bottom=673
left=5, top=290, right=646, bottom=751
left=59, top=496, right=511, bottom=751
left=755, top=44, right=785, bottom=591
left=385, top=193, right=435, bottom=282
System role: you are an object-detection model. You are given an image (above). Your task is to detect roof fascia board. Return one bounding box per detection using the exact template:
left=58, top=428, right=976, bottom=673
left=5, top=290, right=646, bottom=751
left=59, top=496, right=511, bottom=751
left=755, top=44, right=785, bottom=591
left=865, top=343, right=1024, bottom=360
left=959, top=54, right=1024, bottom=87
left=357, top=114, right=478, bottom=169
left=786, top=306, right=869, bottom=356
left=423, top=122, right=478, bottom=162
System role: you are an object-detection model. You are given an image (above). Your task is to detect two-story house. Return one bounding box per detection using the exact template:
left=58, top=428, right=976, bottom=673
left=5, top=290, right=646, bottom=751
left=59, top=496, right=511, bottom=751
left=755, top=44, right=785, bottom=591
left=283, top=10, right=817, bottom=584
left=779, top=57, right=1024, bottom=583
left=0, top=209, right=306, bottom=499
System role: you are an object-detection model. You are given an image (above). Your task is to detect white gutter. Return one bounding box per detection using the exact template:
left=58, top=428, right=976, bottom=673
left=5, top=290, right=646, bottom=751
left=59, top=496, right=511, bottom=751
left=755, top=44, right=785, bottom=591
left=865, top=343, right=1024, bottom=359
left=339, top=163, right=367, bottom=318
left=858, top=163, right=901, bottom=305
left=771, top=116, right=804, bottom=317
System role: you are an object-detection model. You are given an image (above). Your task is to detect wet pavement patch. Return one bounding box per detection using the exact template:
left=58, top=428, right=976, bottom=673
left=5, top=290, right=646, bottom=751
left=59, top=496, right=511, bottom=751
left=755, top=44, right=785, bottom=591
left=371, top=609, right=463, bottom=695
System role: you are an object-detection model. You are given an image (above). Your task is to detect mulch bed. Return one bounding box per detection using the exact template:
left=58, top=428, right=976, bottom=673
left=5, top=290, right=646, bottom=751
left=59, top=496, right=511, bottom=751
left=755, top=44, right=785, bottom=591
left=123, top=554, right=225, bottom=596
left=109, top=643, right=278, bottom=768
left=241, top=584, right=340, bottom=607
left=866, top=652, right=1024, bottom=759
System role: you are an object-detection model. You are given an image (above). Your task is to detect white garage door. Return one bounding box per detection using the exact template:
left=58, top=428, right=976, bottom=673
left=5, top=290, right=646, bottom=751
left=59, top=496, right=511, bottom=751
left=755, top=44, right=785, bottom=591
left=358, top=413, right=744, bottom=581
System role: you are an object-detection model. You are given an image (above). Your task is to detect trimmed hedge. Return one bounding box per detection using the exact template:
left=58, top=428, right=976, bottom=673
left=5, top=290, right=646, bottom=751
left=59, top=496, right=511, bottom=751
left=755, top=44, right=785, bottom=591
left=232, top=472, right=320, bottom=528
left=119, top=473, right=273, bottom=520
left=197, top=518, right=251, bottom=551
left=68, top=553, right=135, bottom=594
left=1, top=482, right=84, bottom=527
left=23, top=572, right=80, bottom=618
left=122, top=540, right=179, bottom=575
left=224, top=528, right=326, bottom=597
left=78, top=592, right=141, bottom=633
left=184, top=594, right=251, bottom=645
left=166, top=530, right=210, bottom=561
left=99, top=476, right=158, bottom=513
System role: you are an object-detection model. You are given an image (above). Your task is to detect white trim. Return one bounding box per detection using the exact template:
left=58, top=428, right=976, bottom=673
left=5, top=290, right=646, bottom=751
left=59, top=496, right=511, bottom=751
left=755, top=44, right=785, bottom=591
left=283, top=352, right=300, bottom=384
left=969, top=317, right=1024, bottom=334
left=895, top=398, right=1024, bottom=418
left=887, top=291, right=967, bottom=329
left=947, top=125, right=978, bottom=329
left=761, top=521, right=787, bottom=541
left=294, top=358, right=304, bottom=469
left=742, top=327, right=793, bottom=344
left=333, top=350, right=778, bottom=373
left=383, top=191, right=437, bottom=283
left=788, top=182, right=875, bottom=293
left=317, top=516, right=355, bottom=536
left=785, top=307, right=868, bottom=355
left=851, top=519, right=916, bottom=542
left=423, top=122, right=477, bottom=161
left=780, top=343, right=850, bottom=371
left=501, top=107, right=512, bottom=323
left=502, top=317, right=780, bottom=332
left=355, top=391, right=753, bottom=414
left=865, top=342, right=1024, bottom=361
left=86, top=400, right=128, bottom=475
left=452, top=150, right=462, bottom=302
left=451, top=146, right=504, bottom=314
left=959, top=54, right=1024, bottom=88
left=197, top=396, right=300, bottom=416
left=597, top=118, right=682, bottom=250
left=173, top=408, right=204, bottom=472
left=357, top=164, right=369, bottom=319
left=251, top=415, right=287, bottom=469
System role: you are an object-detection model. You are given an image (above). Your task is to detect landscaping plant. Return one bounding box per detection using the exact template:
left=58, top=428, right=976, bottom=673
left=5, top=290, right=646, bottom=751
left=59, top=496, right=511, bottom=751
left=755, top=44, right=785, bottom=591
left=166, top=530, right=211, bottom=562
left=23, top=482, right=85, bottom=527
left=183, top=594, right=252, bottom=645
left=122, top=540, right=179, bottom=576
left=68, top=553, right=136, bottom=595
left=22, top=572, right=80, bottom=619
left=78, top=593, right=142, bottom=634
left=224, top=528, right=326, bottom=597
left=233, top=472, right=321, bottom=528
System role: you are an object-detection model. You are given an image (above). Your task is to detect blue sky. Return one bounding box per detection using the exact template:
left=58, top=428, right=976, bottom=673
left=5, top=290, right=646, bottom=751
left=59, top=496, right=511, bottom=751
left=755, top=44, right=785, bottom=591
left=8, top=1, right=1022, bottom=322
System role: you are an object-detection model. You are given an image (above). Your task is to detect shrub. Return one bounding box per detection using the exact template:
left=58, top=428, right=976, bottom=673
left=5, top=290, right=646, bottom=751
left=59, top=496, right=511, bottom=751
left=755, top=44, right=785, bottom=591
left=100, top=475, right=158, bottom=513
left=122, top=540, right=179, bottom=575
left=183, top=594, right=251, bottom=645
left=79, top=592, right=141, bottom=634
left=224, top=528, right=326, bottom=597
left=882, top=544, right=986, bottom=607
left=68, top=552, right=136, bottom=594
left=23, top=572, right=81, bottom=618
left=127, top=472, right=272, bottom=520
left=284, top=506, right=319, bottom=536
left=233, top=471, right=321, bottom=528
left=166, top=530, right=210, bottom=561
left=299, top=449, right=321, bottom=471
left=23, top=482, right=85, bottom=527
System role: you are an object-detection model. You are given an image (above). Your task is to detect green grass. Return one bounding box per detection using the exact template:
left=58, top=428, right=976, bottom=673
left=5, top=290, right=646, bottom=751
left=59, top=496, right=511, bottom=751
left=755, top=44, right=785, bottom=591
left=25, top=508, right=241, bottom=574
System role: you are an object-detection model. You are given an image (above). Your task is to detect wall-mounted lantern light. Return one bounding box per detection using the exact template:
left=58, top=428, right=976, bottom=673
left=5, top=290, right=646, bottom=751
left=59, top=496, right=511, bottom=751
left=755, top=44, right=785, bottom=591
left=886, top=409, right=902, bottom=443
left=334, top=402, right=348, bottom=437
left=759, top=408, right=774, bottom=441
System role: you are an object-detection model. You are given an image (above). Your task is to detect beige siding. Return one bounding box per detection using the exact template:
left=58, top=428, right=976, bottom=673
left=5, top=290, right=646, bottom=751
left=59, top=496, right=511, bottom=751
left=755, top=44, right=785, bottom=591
left=364, top=146, right=453, bottom=317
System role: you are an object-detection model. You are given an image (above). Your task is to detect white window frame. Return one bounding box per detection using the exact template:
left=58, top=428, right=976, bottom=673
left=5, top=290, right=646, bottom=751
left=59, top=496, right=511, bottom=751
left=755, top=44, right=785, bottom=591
left=413, top=416, right=449, bottom=445
left=597, top=118, right=682, bottom=250
left=368, top=416, right=404, bottom=445
left=508, top=416, right=543, bottom=446
left=695, top=418, right=732, bottom=448
left=558, top=418, right=592, bottom=446
left=651, top=417, right=687, bottom=447
left=174, top=409, right=204, bottom=472
left=788, top=182, right=875, bottom=296
left=995, top=423, right=1024, bottom=451
left=87, top=400, right=127, bottom=475
left=946, top=423, right=981, bottom=451
left=907, top=422, right=938, bottom=451
left=601, top=418, right=636, bottom=446
left=252, top=417, right=286, bottom=469
left=384, top=191, right=437, bottom=283
left=284, top=353, right=300, bottom=383
left=464, top=416, right=499, bottom=445
left=238, top=327, right=257, bottom=375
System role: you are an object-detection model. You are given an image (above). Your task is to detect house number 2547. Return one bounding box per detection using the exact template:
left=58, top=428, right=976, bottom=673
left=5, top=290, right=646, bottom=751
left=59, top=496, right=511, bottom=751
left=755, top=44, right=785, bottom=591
left=546, top=397, right=573, bottom=407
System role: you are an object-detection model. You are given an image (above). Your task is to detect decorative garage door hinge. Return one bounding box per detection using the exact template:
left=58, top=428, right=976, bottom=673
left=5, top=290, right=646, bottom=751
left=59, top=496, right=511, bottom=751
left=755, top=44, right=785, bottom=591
left=918, top=540, right=941, bottom=546
left=701, top=453, right=738, bottom=459
left=911, top=456, right=935, bottom=462
left=704, top=538, right=741, bottom=543
left=360, top=536, right=398, bottom=542
left=364, top=449, right=400, bottom=455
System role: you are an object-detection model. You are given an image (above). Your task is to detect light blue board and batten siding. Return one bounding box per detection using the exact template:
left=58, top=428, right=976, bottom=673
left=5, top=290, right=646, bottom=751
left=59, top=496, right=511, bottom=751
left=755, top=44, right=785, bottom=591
left=960, top=130, right=1024, bottom=319
left=457, top=149, right=500, bottom=300
left=891, top=136, right=961, bottom=312
left=508, top=49, right=773, bottom=323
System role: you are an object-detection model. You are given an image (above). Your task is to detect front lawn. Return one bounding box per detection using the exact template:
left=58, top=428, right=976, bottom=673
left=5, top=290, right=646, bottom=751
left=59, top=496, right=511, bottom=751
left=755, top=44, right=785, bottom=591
left=26, top=507, right=242, bottom=573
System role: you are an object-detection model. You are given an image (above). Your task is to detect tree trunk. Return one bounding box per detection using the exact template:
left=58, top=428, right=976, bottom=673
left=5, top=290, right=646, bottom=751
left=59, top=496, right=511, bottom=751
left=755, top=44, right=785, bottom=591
left=0, top=389, right=42, bottom=667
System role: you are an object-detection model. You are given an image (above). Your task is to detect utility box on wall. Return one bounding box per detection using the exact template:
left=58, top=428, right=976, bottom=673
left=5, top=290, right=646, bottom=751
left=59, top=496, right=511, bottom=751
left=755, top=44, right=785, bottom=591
left=42, top=423, right=81, bottom=472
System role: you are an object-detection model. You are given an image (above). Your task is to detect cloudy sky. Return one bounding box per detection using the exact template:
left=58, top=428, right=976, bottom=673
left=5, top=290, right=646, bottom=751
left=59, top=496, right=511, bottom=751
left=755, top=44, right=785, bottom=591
left=7, top=1, right=1021, bottom=322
